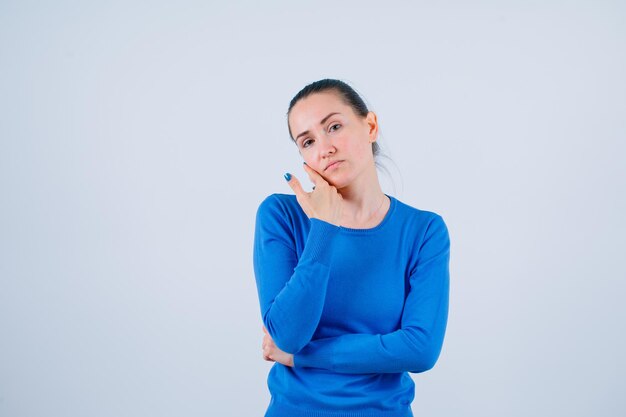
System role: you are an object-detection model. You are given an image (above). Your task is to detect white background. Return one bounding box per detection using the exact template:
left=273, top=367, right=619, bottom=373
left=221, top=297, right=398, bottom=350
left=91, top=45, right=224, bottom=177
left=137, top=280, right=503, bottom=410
left=1, top=1, right=625, bottom=416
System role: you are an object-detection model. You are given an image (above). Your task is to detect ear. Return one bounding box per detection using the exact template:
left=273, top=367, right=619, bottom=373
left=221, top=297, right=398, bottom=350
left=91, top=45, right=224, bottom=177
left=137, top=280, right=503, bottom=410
left=366, top=111, right=378, bottom=143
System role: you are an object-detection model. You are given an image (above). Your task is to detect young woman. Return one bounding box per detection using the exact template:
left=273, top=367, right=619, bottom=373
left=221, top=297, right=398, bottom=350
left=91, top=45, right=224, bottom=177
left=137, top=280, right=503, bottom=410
left=253, top=79, right=450, bottom=417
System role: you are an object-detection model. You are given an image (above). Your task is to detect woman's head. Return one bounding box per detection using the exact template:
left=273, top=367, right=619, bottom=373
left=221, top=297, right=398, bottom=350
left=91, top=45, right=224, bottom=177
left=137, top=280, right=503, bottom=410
left=287, top=79, right=380, bottom=157
left=287, top=79, right=380, bottom=188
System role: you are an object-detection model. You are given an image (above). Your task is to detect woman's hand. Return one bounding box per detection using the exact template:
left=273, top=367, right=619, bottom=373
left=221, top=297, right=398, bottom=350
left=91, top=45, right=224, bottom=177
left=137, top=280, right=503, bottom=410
left=285, top=162, right=343, bottom=226
left=262, top=326, right=294, bottom=367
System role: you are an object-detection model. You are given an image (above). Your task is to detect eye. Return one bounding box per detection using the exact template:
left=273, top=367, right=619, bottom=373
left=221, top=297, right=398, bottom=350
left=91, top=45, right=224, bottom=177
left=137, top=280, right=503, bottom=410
left=329, top=123, right=341, bottom=132
left=302, top=138, right=313, bottom=148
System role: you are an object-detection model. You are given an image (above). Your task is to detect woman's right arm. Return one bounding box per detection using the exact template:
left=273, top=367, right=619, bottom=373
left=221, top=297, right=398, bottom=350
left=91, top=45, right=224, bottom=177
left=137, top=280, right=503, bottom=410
left=253, top=194, right=341, bottom=354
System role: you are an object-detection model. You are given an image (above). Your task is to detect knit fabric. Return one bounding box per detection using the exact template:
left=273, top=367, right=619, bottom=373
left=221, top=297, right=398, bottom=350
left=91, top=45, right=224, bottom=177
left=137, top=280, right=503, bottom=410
left=253, top=193, right=450, bottom=417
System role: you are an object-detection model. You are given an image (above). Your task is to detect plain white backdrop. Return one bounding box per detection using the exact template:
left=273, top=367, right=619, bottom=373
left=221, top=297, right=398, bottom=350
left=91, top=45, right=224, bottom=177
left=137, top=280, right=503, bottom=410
left=1, top=1, right=625, bottom=416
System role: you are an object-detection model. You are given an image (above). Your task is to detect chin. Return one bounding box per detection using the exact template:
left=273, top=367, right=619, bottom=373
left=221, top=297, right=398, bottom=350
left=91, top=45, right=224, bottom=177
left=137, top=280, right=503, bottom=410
left=326, top=176, right=348, bottom=189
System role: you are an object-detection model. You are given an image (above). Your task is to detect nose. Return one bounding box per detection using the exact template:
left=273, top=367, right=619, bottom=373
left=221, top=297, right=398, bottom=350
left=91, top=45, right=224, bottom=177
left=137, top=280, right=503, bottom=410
left=318, top=136, right=336, bottom=157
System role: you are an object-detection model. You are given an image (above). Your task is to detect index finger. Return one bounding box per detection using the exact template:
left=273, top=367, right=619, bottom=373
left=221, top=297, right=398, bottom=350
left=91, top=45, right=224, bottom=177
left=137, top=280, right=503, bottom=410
left=302, top=162, right=327, bottom=187
left=285, top=173, right=307, bottom=200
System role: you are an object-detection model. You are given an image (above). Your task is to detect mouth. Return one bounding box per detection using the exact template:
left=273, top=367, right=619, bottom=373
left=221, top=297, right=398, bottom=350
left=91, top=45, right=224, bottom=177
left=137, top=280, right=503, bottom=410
left=324, top=160, right=343, bottom=171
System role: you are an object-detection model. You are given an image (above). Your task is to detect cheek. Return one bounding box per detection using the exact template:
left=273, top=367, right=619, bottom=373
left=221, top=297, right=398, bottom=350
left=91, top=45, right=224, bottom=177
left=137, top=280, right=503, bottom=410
left=357, top=138, right=373, bottom=156
left=301, top=155, right=323, bottom=173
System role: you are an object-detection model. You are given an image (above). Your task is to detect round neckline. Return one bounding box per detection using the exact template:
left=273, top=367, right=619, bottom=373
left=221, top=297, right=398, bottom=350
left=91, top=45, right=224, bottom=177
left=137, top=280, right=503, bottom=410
left=339, top=194, right=396, bottom=233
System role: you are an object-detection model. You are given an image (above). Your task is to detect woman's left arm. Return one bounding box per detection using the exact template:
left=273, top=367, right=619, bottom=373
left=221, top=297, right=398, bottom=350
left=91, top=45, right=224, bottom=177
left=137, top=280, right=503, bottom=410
left=292, top=215, right=450, bottom=374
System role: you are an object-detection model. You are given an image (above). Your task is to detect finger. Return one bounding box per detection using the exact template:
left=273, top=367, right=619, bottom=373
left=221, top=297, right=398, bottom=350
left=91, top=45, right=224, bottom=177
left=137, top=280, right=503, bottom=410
left=302, top=162, right=326, bottom=186
left=285, top=173, right=307, bottom=199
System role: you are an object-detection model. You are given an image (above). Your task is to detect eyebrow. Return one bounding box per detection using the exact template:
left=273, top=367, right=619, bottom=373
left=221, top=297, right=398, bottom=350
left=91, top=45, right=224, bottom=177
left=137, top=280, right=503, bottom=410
left=295, top=112, right=341, bottom=143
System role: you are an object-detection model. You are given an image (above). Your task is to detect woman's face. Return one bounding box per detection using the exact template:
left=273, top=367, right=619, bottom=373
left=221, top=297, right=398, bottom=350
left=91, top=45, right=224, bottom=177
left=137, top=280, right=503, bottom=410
left=288, top=91, right=378, bottom=188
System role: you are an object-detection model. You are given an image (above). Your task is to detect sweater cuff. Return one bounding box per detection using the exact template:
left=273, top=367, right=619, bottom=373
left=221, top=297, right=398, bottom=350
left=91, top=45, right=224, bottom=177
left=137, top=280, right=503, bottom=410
left=300, top=218, right=341, bottom=266
left=293, top=338, right=336, bottom=370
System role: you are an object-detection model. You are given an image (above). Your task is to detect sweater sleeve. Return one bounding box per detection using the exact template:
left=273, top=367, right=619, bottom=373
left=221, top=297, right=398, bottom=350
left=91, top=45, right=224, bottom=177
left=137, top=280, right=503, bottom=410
left=293, top=214, right=450, bottom=374
left=253, top=194, right=341, bottom=354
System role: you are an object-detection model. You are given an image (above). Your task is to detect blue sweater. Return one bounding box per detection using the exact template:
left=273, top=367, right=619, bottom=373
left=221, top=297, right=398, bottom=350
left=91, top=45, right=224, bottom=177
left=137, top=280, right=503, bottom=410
left=253, top=193, right=450, bottom=417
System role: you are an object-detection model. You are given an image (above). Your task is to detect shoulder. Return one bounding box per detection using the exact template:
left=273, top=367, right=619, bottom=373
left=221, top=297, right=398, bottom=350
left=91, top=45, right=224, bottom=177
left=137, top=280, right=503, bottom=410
left=391, top=196, right=450, bottom=253
left=392, top=196, right=448, bottom=230
left=256, top=193, right=299, bottom=215
left=255, top=193, right=306, bottom=225
left=392, top=198, right=450, bottom=269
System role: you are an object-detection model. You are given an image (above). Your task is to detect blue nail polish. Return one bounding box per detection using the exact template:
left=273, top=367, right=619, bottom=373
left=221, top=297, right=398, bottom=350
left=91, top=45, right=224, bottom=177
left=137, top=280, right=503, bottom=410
left=284, top=173, right=291, bottom=181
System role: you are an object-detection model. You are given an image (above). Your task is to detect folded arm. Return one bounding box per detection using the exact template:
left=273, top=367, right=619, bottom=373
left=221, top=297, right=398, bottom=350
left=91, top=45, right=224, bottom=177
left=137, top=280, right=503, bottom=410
left=293, top=214, right=450, bottom=374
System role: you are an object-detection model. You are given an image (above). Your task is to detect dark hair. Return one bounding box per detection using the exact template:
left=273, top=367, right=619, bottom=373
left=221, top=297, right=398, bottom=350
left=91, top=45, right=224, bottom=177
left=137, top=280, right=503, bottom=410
left=286, top=78, right=381, bottom=158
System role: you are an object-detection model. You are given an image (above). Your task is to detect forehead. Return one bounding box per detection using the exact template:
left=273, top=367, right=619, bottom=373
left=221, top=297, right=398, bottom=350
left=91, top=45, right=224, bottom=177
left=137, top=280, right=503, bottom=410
left=289, top=91, right=350, bottom=128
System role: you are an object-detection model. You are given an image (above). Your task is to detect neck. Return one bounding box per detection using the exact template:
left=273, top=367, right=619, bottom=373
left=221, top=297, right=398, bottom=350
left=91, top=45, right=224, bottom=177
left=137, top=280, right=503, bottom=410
left=336, top=164, right=388, bottom=225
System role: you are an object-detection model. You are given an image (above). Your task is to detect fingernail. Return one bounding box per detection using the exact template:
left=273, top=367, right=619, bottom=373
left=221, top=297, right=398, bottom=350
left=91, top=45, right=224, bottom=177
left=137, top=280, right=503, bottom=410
left=303, top=162, right=307, bottom=165
left=284, top=173, right=291, bottom=181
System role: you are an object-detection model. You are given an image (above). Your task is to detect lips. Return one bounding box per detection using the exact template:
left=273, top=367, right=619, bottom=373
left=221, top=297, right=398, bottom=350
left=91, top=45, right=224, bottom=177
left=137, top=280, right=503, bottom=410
left=325, top=160, right=343, bottom=171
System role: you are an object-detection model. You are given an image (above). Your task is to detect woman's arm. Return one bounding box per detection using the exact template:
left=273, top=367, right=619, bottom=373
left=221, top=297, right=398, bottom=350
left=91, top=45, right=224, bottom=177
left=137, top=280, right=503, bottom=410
left=253, top=194, right=341, bottom=354
left=292, top=215, right=450, bottom=374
